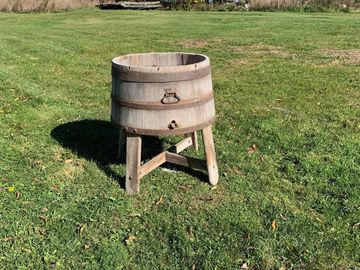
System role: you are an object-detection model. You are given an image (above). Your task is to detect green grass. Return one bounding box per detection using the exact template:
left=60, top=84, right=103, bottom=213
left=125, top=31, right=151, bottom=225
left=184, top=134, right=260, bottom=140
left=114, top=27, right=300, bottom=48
left=0, top=9, right=360, bottom=269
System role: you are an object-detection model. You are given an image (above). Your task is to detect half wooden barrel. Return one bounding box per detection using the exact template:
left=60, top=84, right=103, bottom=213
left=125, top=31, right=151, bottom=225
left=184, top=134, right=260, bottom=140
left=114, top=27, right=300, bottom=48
left=111, top=52, right=216, bottom=136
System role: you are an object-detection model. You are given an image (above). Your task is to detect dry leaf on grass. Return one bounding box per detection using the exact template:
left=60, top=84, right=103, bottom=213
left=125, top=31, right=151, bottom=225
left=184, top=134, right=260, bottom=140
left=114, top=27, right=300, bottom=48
left=80, top=225, right=86, bottom=235
left=125, top=235, right=136, bottom=245
left=64, top=159, right=73, bottom=164
left=315, top=217, right=323, bottom=223
left=39, top=215, right=48, bottom=224
left=353, top=222, right=360, bottom=227
left=3, top=236, right=15, bottom=242
left=187, top=226, right=195, bottom=242
left=77, top=224, right=86, bottom=235
left=272, top=219, right=278, bottom=231
left=155, top=196, right=164, bottom=205
left=241, top=262, right=248, bottom=269
left=33, top=160, right=45, bottom=170
left=51, top=185, right=59, bottom=191
left=247, top=144, right=257, bottom=154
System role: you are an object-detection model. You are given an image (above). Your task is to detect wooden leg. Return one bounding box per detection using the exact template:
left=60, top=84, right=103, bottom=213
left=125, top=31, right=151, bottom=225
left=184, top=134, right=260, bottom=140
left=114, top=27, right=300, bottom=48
left=185, top=131, right=199, bottom=152
left=190, top=131, right=199, bottom=152
left=117, top=128, right=126, bottom=160
left=125, top=133, right=142, bottom=194
left=201, top=125, right=219, bottom=186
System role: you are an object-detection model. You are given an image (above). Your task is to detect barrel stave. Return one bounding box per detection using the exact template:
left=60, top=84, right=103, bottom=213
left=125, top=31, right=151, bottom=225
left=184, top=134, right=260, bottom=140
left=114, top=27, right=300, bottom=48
left=111, top=52, right=216, bottom=136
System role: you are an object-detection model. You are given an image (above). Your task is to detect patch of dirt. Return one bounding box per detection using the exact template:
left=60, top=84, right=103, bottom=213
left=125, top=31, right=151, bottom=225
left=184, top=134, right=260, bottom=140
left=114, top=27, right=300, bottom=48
left=229, top=59, right=250, bottom=65
left=54, top=159, right=83, bottom=179
left=322, top=48, right=360, bottom=65
left=232, top=44, right=295, bottom=58
left=312, top=60, right=342, bottom=68
left=176, top=40, right=209, bottom=49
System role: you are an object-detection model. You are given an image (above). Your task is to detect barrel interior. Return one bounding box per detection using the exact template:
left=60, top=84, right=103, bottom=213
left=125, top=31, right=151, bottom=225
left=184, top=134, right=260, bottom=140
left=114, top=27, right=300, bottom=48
left=113, top=53, right=206, bottom=68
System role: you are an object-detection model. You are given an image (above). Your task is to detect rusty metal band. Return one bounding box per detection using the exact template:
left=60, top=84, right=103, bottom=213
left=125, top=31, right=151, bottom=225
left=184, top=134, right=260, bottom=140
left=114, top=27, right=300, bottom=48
left=112, top=65, right=211, bottom=83
left=111, top=116, right=215, bottom=136
left=111, top=92, right=214, bottom=110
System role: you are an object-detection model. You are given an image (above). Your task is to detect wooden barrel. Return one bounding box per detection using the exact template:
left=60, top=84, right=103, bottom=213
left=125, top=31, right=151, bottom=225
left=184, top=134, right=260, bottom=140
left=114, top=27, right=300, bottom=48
left=111, top=52, right=216, bottom=136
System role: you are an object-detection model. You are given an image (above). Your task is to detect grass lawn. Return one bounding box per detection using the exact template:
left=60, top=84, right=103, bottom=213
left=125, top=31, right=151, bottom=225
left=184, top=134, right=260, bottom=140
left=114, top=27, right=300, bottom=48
left=0, top=9, right=359, bottom=269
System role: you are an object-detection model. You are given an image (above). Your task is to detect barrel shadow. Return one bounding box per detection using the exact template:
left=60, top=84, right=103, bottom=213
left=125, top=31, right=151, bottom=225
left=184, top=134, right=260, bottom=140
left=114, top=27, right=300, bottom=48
left=51, top=120, right=161, bottom=189
left=51, top=119, right=208, bottom=189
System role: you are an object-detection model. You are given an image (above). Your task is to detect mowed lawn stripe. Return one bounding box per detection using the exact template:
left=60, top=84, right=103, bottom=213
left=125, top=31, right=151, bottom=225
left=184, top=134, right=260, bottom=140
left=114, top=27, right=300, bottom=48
left=0, top=9, right=359, bottom=269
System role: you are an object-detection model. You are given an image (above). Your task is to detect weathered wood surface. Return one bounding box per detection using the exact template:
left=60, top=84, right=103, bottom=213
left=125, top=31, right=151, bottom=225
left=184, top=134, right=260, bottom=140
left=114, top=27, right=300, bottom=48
left=139, top=152, right=166, bottom=178
left=165, top=152, right=207, bottom=171
left=112, top=53, right=218, bottom=194
left=125, top=134, right=142, bottom=194
left=97, top=1, right=163, bottom=10
left=169, top=136, right=193, bottom=154
left=186, top=131, right=199, bottom=152
left=117, top=128, right=126, bottom=160
left=111, top=52, right=216, bottom=136
left=123, top=125, right=218, bottom=194
left=202, top=125, right=219, bottom=185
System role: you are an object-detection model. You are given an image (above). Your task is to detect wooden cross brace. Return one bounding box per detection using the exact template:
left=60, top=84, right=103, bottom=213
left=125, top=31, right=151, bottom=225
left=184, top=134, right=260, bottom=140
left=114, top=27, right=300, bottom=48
left=118, top=125, right=218, bottom=194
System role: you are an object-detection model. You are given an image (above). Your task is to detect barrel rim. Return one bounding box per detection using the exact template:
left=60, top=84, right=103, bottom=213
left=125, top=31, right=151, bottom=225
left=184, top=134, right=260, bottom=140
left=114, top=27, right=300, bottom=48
left=112, top=52, right=210, bottom=73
